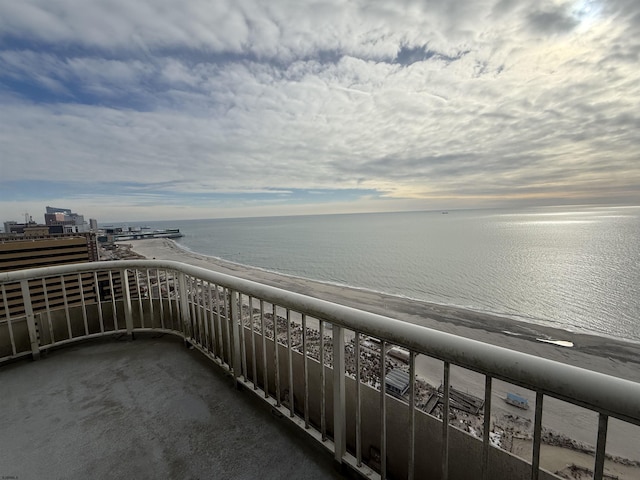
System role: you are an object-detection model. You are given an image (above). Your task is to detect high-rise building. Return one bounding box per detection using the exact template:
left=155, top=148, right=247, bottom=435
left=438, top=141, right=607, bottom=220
left=44, top=206, right=88, bottom=232
left=45, top=206, right=72, bottom=215
left=1, top=207, right=98, bottom=270
left=3, top=221, right=18, bottom=234
left=0, top=232, right=99, bottom=272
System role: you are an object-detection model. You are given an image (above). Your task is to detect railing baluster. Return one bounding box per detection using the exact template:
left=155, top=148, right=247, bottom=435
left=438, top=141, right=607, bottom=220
left=193, top=279, right=200, bottom=340
left=204, top=281, right=211, bottom=346
left=205, top=283, right=213, bottom=353
left=61, top=276, right=72, bottom=339
left=165, top=270, right=174, bottom=329
left=355, top=331, right=362, bottom=466
left=20, top=280, right=40, bottom=360
left=210, top=283, right=217, bottom=352
left=531, top=392, right=544, bottom=480
left=195, top=279, right=204, bottom=344
left=408, top=350, right=416, bottom=480
left=78, top=273, right=89, bottom=336
left=239, top=293, right=247, bottom=379
left=320, top=320, right=326, bottom=441
left=157, top=269, right=165, bottom=330
left=230, top=290, right=241, bottom=380
left=287, top=309, right=294, bottom=417
left=179, top=274, right=190, bottom=339
left=121, top=269, right=134, bottom=338
left=135, top=269, right=144, bottom=328
left=381, top=340, right=387, bottom=480
left=215, top=285, right=224, bottom=361
left=202, top=281, right=207, bottom=342
left=189, top=277, right=197, bottom=340
left=185, top=276, right=192, bottom=336
left=42, top=278, right=55, bottom=344
left=178, top=273, right=185, bottom=334
left=146, top=269, right=154, bottom=327
left=302, top=314, right=309, bottom=428
left=108, top=270, right=118, bottom=330
left=199, top=280, right=206, bottom=344
left=333, top=324, right=346, bottom=463
left=482, top=376, right=492, bottom=480
left=93, top=272, right=104, bottom=334
left=442, top=361, right=451, bottom=480
left=594, top=413, right=608, bottom=480
left=260, top=300, right=268, bottom=398
left=273, top=303, right=281, bottom=407
left=1, top=284, right=17, bottom=356
left=224, top=289, right=232, bottom=367
left=210, top=284, right=217, bottom=354
left=250, top=296, right=257, bottom=389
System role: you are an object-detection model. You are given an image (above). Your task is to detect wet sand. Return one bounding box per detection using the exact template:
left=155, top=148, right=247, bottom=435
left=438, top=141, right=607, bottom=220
left=122, top=238, right=640, bottom=476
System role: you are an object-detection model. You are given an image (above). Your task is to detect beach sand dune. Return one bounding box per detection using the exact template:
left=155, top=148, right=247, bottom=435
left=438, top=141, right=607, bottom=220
left=120, top=239, right=640, bottom=477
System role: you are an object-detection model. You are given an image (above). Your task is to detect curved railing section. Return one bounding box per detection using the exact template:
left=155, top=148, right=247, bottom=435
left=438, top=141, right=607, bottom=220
left=1, top=260, right=639, bottom=480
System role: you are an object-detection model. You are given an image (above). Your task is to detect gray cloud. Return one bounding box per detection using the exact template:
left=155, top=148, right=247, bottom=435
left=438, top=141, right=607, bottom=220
left=1, top=0, right=640, bottom=220
left=526, top=8, right=578, bottom=35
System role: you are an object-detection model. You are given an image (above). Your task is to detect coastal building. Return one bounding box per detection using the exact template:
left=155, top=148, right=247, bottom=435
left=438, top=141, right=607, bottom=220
left=4, top=207, right=91, bottom=236
left=3, top=221, right=17, bottom=234
left=100, top=226, right=183, bottom=243
left=1, top=208, right=98, bottom=270
left=0, top=206, right=101, bottom=320
left=44, top=206, right=88, bottom=233
left=3, top=220, right=38, bottom=235
left=0, top=232, right=102, bottom=322
left=0, top=232, right=99, bottom=272
left=385, top=368, right=411, bottom=396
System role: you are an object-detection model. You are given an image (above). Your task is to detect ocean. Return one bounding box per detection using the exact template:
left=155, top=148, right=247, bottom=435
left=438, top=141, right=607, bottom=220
left=137, top=205, right=640, bottom=342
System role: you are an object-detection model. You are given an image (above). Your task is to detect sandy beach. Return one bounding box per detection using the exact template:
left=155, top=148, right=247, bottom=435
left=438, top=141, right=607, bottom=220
left=119, top=238, right=640, bottom=478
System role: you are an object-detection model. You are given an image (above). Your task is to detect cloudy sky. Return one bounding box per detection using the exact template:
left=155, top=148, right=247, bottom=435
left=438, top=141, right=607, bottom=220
left=1, top=0, right=639, bottom=223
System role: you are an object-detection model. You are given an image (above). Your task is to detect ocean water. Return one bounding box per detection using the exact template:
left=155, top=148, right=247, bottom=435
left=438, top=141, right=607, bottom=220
left=139, top=205, right=640, bottom=341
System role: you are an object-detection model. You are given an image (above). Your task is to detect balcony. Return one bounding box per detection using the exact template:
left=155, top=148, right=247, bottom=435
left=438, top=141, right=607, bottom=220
left=1, top=260, right=640, bottom=480
left=0, top=336, right=344, bottom=479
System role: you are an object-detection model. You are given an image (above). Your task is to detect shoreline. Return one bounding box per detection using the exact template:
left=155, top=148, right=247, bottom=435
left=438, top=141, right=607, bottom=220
left=162, top=240, right=627, bottom=342
left=123, top=238, right=640, bottom=379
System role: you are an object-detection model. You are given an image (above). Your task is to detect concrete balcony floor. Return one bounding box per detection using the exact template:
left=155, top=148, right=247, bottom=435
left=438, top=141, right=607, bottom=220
left=0, top=335, right=346, bottom=480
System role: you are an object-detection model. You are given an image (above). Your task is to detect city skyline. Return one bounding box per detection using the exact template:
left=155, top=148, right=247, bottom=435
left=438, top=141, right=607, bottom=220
left=1, top=0, right=639, bottom=222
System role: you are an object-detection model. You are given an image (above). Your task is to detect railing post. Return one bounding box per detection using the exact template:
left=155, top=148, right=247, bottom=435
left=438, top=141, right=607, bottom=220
left=408, top=351, right=416, bottom=480
left=482, top=376, right=493, bottom=480
left=355, top=332, right=362, bottom=466
left=121, top=269, right=134, bottom=339
left=332, top=324, right=346, bottom=464
left=20, top=280, right=40, bottom=360
left=594, top=413, right=609, bottom=480
left=177, top=272, right=191, bottom=342
left=380, top=340, right=387, bottom=479
left=442, top=362, right=450, bottom=480
left=230, top=290, right=242, bottom=382
left=531, top=392, right=544, bottom=480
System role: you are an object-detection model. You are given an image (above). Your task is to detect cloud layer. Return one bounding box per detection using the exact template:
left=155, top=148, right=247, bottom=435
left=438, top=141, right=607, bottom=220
left=1, top=0, right=639, bottom=221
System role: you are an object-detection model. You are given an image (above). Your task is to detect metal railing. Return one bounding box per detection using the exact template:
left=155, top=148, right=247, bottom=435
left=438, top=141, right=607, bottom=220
left=1, top=260, right=639, bottom=480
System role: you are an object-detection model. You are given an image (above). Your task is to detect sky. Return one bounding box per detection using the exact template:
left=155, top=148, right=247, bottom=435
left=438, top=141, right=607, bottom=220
left=1, top=0, right=639, bottom=223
